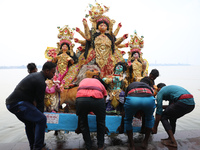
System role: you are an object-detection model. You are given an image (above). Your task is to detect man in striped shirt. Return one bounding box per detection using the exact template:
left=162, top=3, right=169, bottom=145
left=117, top=78, right=156, bottom=149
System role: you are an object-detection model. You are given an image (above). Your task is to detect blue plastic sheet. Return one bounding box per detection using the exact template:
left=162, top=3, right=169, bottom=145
left=44, top=112, right=141, bottom=134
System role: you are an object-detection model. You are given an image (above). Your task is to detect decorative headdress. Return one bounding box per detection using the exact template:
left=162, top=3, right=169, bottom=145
left=127, top=31, right=144, bottom=64
left=97, top=17, right=110, bottom=24
left=85, top=2, right=115, bottom=34
left=129, top=31, right=144, bottom=54
left=44, top=25, right=75, bottom=60
left=86, top=3, right=109, bottom=19
left=57, top=25, right=75, bottom=47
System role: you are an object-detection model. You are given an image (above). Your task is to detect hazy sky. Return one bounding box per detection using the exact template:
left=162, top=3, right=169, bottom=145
left=0, top=0, right=200, bottom=66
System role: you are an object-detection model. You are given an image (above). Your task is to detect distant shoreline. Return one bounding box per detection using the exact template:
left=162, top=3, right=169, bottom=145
left=0, top=64, right=191, bottom=69
left=0, top=65, right=42, bottom=69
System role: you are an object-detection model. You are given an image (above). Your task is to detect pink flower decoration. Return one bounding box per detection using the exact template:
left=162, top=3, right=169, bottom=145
left=130, top=48, right=141, bottom=54
left=48, top=49, right=57, bottom=58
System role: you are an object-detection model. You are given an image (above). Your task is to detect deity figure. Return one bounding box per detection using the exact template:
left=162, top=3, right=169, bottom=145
left=44, top=78, right=64, bottom=112
left=102, top=62, right=128, bottom=114
left=74, top=3, right=128, bottom=78
left=52, top=43, right=74, bottom=75
left=45, top=25, right=78, bottom=87
left=127, top=31, right=148, bottom=83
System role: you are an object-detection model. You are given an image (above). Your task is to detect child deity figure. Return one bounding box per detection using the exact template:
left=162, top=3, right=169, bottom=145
left=127, top=31, right=148, bottom=83
left=102, top=62, right=128, bottom=114
left=44, top=25, right=79, bottom=87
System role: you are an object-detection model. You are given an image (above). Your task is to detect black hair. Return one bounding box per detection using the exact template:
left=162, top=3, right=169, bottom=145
left=60, top=43, right=70, bottom=50
left=42, top=61, right=57, bottom=71
left=57, top=43, right=78, bottom=64
left=150, top=69, right=159, bottom=77
left=27, top=63, right=37, bottom=72
left=131, top=52, right=141, bottom=63
left=140, top=77, right=154, bottom=87
left=57, top=43, right=70, bottom=55
left=157, top=83, right=166, bottom=88
left=114, top=62, right=127, bottom=73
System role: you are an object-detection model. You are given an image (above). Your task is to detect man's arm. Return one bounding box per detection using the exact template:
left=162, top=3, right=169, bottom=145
left=152, top=91, right=164, bottom=134
left=35, top=80, right=46, bottom=113
left=152, top=114, right=161, bottom=134
left=117, top=87, right=129, bottom=133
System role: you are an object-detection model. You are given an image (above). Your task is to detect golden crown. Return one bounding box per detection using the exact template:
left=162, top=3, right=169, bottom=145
left=44, top=25, right=75, bottom=60
left=129, top=31, right=144, bottom=54
left=85, top=3, right=109, bottom=19
left=85, top=2, right=115, bottom=34
left=57, top=25, right=75, bottom=46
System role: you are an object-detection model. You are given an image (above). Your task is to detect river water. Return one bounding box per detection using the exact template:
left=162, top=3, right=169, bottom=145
left=0, top=65, right=200, bottom=148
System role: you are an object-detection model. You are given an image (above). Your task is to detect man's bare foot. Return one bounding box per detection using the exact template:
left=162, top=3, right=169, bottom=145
left=161, top=140, right=177, bottom=148
left=141, top=141, right=148, bottom=149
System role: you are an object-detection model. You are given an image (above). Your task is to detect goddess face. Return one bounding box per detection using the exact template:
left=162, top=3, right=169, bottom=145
left=133, top=52, right=139, bottom=59
left=98, top=23, right=107, bottom=33
left=62, top=44, right=68, bottom=53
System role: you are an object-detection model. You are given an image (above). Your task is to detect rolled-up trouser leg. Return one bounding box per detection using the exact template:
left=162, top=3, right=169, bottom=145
left=7, top=101, right=47, bottom=150
left=161, top=101, right=195, bottom=133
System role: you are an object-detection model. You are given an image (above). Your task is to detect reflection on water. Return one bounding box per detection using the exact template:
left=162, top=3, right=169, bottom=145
left=0, top=66, right=200, bottom=147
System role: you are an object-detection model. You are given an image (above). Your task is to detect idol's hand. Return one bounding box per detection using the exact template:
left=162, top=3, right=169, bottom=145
left=77, top=46, right=83, bottom=51
left=125, top=42, right=129, bottom=47
left=74, top=38, right=79, bottom=43
left=123, top=34, right=128, bottom=39
left=82, top=18, right=87, bottom=26
left=118, top=22, right=122, bottom=28
left=76, top=27, right=80, bottom=32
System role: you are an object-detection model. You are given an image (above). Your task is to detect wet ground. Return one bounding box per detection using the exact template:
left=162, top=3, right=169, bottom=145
left=1, top=130, right=200, bottom=150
